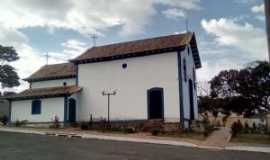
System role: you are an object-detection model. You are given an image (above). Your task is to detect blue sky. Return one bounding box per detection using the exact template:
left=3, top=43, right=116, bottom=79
left=0, top=0, right=267, bottom=91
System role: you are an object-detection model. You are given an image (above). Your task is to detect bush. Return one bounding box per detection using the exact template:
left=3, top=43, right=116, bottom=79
left=201, top=115, right=214, bottom=137
left=203, top=125, right=214, bottom=137
left=151, top=128, right=162, bottom=136
left=88, top=114, right=93, bottom=129
left=231, top=120, right=269, bottom=136
left=243, top=122, right=250, bottom=133
left=252, top=122, right=257, bottom=133
left=110, top=126, right=122, bottom=132
left=231, top=122, right=238, bottom=137
left=0, top=115, right=9, bottom=126
left=231, top=120, right=243, bottom=137
left=15, top=120, right=28, bottom=127
left=123, top=127, right=136, bottom=134
left=80, top=122, right=89, bottom=130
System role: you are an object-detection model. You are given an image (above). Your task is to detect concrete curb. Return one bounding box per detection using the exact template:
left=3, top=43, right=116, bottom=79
left=0, top=127, right=269, bottom=153
left=81, top=133, right=198, bottom=148
left=0, top=127, right=45, bottom=135
left=225, top=146, right=270, bottom=153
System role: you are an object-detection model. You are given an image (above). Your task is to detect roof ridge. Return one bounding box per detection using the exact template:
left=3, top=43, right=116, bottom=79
left=25, top=85, right=77, bottom=91
left=90, top=32, right=193, bottom=49
left=5, top=85, right=82, bottom=100
left=24, top=62, right=76, bottom=82
left=42, top=62, right=73, bottom=67
left=71, top=32, right=196, bottom=64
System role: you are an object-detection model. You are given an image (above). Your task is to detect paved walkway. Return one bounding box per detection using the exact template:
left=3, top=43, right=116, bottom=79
left=0, top=127, right=269, bottom=153
left=203, top=127, right=231, bottom=147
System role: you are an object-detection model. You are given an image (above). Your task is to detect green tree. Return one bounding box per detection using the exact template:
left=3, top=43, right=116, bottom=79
left=210, top=70, right=239, bottom=98
left=207, top=61, right=270, bottom=117
left=236, top=61, right=270, bottom=114
left=0, top=45, right=20, bottom=90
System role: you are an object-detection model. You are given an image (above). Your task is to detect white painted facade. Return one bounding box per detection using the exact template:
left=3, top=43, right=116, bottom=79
left=77, top=52, right=184, bottom=122
left=11, top=97, right=65, bottom=122
left=10, top=44, right=199, bottom=125
left=31, top=78, right=76, bottom=89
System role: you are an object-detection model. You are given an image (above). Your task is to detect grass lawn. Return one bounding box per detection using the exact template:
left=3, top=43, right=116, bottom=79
left=231, top=133, right=270, bottom=145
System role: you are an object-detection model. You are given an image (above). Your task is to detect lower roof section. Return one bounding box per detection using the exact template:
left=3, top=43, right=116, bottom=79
left=5, top=85, right=82, bottom=101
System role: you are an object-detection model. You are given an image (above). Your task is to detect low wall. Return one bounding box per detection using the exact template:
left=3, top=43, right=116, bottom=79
left=199, top=113, right=270, bottom=129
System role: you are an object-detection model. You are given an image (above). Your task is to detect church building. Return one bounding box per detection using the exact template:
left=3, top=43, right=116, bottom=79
left=6, top=32, right=202, bottom=128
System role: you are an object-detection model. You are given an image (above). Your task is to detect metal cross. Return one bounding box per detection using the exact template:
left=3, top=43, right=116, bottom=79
left=45, top=52, right=51, bottom=65
left=185, top=18, right=189, bottom=32
left=90, top=33, right=98, bottom=47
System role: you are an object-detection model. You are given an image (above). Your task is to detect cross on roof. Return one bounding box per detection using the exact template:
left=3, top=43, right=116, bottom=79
left=44, top=52, right=51, bottom=65
left=90, top=33, right=98, bottom=47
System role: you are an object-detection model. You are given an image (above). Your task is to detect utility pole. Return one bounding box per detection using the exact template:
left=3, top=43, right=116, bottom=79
left=102, top=90, right=117, bottom=123
left=265, top=0, right=270, bottom=62
left=90, top=33, right=98, bottom=47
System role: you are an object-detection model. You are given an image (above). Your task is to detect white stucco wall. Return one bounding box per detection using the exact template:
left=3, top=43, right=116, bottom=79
left=31, top=78, right=76, bottom=89
left=78, top=52, right=180, bottom=122
left=11, top=97, right=65, bottom=122
left=181, top=45, right=199, bottom=121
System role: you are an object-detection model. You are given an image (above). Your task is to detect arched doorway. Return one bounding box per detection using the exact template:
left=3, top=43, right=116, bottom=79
left=189, top=79, right=195, bottom=120
left=68, top=98, right=76, bottom=122
left=147, top=87, right=164, bottom=120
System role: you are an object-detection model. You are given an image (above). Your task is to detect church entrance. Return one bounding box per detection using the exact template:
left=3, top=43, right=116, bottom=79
left=147, top=88, right=164, bottom=120
left=68, top=98, right=76, bottom=122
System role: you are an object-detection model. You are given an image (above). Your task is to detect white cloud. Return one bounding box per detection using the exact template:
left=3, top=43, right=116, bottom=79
left=197, top=61, right=242, bottom=82
left=0, top=0, right=201, bottom=36
left=61, top=39, right=87, bottom=56
left=0, top=27, right=88, bottom=92
left=0, top=0, right=202, bottom=92
left=40, top=39, right=88, bottom=66
left=0, top=25, right=45, bottom=92
left=154, top=0, right=201, bottom=10
left=252, top=3, right=265, bottom=13
left=196, top=39, right=247, bottom=81
left=201, top=18, right=267, bottom=60
left=0, top=0, right=156, bottom=36
left=198, top=17, right=268, bottom=82
left=43, top=39, right=89, bottom=63
left=234, top=0, right=258, bottom=4
left=162, top=8, right=185, bottom=19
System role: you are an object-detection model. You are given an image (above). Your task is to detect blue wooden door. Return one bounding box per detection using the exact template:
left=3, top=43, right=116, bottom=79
left=68, top=98, right=76, bottom=122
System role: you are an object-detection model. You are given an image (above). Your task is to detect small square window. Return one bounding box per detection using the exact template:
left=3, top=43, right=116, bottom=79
left=32, top=100, right=41, bottom=115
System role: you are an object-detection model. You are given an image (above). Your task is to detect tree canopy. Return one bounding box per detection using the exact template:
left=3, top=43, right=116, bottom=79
left=0, top=45, right=20, bottom=89
left=199, top=61, right=270, bottom=117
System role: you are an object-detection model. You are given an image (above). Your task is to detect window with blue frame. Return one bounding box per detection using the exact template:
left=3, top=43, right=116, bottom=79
left=32, top=100, right=41, bottom=115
